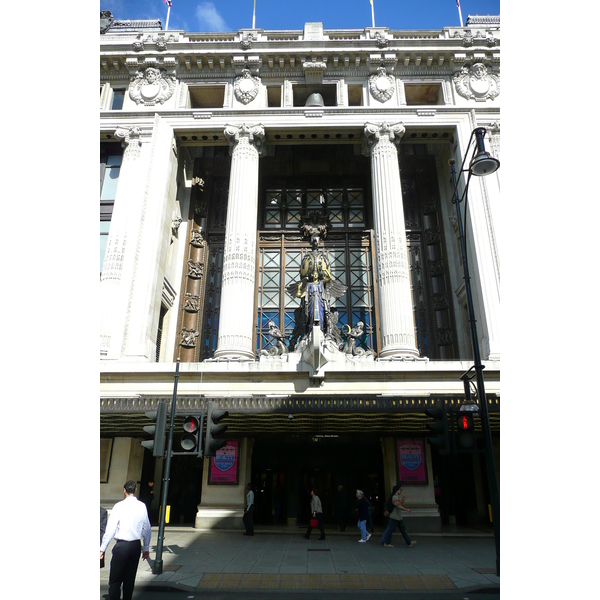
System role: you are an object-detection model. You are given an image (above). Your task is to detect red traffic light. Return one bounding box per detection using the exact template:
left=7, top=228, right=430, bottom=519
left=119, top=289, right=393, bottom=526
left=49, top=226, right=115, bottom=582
left=457, top=414, right=473, bottom=431
left=183, top=416, right=199, bottom=433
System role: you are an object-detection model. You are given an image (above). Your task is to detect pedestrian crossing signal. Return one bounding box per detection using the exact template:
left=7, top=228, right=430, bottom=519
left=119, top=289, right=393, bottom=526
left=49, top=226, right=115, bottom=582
left=181, top=416, right=201, bottom=454
left=455, top=412, right=475, bottom=449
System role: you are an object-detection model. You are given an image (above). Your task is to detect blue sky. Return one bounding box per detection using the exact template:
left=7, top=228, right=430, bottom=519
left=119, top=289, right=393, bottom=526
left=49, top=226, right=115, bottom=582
left=101, top=0, right=500, bottom=33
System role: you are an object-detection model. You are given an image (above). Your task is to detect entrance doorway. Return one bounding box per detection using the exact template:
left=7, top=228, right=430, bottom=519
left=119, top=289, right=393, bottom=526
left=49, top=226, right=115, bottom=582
left=251, top=434, right=385, bottom=528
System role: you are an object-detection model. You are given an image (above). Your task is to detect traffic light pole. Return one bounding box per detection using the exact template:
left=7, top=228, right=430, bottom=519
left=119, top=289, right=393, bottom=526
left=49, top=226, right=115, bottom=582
left=152, top=360, right=180, bottom=575
left=450, top=162, right=500, bottom=576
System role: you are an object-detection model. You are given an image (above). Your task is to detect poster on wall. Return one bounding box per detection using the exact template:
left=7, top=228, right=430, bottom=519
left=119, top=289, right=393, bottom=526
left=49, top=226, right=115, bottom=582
left=208, top=440, right=239, bottom=484
left=397, top=439, right=428, bottom=484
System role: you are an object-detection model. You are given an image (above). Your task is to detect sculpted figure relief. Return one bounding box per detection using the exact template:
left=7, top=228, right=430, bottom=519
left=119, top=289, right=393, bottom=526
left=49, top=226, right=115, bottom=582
left=286, top=213, right=347, bottom=349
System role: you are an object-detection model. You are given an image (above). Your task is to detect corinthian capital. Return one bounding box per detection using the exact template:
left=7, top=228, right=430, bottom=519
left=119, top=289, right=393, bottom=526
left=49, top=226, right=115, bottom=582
left=362, top=122, right=405, bottom=156
left=115, top=126, right=142, bottom=159
left=224, top=123, right=266, bottom=156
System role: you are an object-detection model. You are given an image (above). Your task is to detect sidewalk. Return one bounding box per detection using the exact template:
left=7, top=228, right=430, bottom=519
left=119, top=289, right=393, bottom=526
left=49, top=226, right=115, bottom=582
left=100, top=525, right=499, bottom=594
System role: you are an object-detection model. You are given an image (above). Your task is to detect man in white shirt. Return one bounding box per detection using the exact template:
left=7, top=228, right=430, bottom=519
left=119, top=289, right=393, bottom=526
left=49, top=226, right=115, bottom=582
left=100, top=480, right=152, bottom=600
left=243, top=483, right=255, bottom=536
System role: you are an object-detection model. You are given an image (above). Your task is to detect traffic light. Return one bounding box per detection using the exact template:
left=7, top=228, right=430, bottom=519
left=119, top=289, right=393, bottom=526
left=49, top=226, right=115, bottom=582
left=181, top=416, right=201, bottom=455
left=141, top=401, right=168, bottom=457
left=425, top=405, right=449, bottom=454
left=204, top=401, right=229, bottom=457
left=455, top=412, right=475, bottom=450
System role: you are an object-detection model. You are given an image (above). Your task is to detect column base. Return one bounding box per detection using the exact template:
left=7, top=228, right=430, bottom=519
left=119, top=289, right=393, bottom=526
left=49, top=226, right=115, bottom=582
left=378, top=345, right=422, bottom=360
left=210, top=349, right=256, bottom=361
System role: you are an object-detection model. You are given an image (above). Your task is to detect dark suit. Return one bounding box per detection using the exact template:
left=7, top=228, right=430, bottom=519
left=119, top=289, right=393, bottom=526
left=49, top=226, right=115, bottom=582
left=100, top=507, right=108, bottom=568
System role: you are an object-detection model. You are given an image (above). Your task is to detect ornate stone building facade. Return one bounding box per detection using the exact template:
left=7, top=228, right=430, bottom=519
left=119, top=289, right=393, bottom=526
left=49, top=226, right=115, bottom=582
left=100, top=13, right=500, bottom=530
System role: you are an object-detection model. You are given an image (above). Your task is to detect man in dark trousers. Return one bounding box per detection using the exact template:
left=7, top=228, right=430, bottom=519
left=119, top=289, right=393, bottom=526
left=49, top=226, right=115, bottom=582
left=100, top=480, right=152, bottom=600
left=100, top=506, right=108, bottom=568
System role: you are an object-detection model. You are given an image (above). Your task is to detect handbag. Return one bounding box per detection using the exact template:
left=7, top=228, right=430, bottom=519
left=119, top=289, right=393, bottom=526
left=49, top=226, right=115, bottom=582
left=309, top=518, right=318, bottom=528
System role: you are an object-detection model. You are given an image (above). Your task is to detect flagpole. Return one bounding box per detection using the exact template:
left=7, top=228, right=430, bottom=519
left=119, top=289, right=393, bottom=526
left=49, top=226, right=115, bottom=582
left=370, top=0, right=375, bottom=27
left=456, top=0, right=464, bottom=27
left=252, top=0, right=256, bottom=28
left=166, top=4, right=171, bottom=30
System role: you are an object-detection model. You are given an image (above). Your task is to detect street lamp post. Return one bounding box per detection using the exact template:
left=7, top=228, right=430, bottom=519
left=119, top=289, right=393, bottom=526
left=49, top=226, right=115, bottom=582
left=449, top=127, right=500, bottom=576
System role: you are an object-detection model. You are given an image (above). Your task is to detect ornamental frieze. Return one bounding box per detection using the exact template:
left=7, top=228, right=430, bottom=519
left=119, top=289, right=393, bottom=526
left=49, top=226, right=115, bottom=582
left=454, top=63, right=499, bottom=102
left=128, top=67, right=176, bottom=106
left=234, top=69, right=260, bottom=105
left=369, top=67, right=395, bottom=103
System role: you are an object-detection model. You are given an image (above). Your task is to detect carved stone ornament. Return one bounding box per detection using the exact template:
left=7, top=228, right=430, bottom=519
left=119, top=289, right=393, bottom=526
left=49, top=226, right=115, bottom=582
left=171, top=217, right=182, bottom=235
left=128, top=67, right=176, bottom=106
left=183, top=293, right=201, bottom=313
left=100, top=11, right=114, bottom=34
left=234, top=69, right=260, bottom=104
left=190, top=229, right=205, bottom=248
left=454, top=63, right=499, bottom=102
left=179, top=327, right=199, bottom=348
left=115, top=126, right=142, bottom=159
left=187, top=259, right=204, bottom=279
left=132, top=40, right=144, bottom=52
left=241, top=33, right=255, bottom=49
left=369, top=67, right=395, bottom=103
left=156, top=37, right=168, bottom=51
left=374, top=31, right=388, bottom=48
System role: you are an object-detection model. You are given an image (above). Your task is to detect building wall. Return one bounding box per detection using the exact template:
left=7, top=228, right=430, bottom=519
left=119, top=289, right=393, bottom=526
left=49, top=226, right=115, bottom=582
left=100, top=15, right=500, bottom=530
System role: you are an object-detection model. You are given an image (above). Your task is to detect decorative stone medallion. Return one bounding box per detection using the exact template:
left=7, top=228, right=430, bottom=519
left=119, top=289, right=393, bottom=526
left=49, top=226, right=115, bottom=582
left=128, top=67, right=176, bottom=106
left=454, top=63, right=499, bottom=102
left=233, top=69, right=260, bottom=104
left=369, top=66, right=395, bottom=103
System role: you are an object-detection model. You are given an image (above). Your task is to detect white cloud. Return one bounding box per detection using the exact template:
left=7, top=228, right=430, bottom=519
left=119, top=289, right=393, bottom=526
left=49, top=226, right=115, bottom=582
left=196, top=2, right=230, bottom=32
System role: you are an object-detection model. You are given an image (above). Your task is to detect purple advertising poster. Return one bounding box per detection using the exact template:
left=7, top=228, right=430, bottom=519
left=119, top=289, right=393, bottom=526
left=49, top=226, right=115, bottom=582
left=209, top=440, right=239, bottom=484
left=397, top=439, right=427, bottom=484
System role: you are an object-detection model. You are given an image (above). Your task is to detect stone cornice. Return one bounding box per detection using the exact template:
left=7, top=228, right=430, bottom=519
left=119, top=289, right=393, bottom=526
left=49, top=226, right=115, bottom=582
left=100, top=22, right=500, bottom=79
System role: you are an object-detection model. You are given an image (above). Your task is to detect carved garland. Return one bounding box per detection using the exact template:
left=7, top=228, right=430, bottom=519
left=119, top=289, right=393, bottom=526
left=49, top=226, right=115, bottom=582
left=369, top=67, right=395, bottom=103
left=233, top=69, right=260, bottom=105
left=453, top=63, right=500, bottom=102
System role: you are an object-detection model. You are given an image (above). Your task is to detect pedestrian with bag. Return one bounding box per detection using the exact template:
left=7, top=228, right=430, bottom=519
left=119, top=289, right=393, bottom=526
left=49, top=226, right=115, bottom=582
left=379, top=485, right=416, bottom=548
left=303, top=488, right=325, bottom=540
left=100, top=480, right=151, bottom=600
left=356, top=489, right=371, bottom=542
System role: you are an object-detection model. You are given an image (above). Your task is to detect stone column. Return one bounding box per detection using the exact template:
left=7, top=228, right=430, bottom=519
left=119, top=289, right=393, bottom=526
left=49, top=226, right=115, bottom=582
left=363, top=122, right=420, bottom=359
left=213, top=124, right=265, bottom=360
left=99, top=126, right=144, bottom=359
left=121, top=115, right=178, bottom=361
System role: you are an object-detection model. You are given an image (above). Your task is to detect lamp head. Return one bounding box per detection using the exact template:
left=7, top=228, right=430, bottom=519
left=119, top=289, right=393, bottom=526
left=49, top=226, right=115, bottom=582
left=469, top=127, right=500, bottom=176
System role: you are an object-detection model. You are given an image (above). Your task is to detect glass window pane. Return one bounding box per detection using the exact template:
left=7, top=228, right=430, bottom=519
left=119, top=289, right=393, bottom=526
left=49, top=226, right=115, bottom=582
left=306, top=190, right=324, bottom=207
left=286, top=190, right=303, bottom=206
left=106, top=155, right=122, bottom=167
left=100, top=221, right=111, bottom=272
left=111, top=91, right=125, bottom=110
left=101, top=167, right=120, bottom=200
